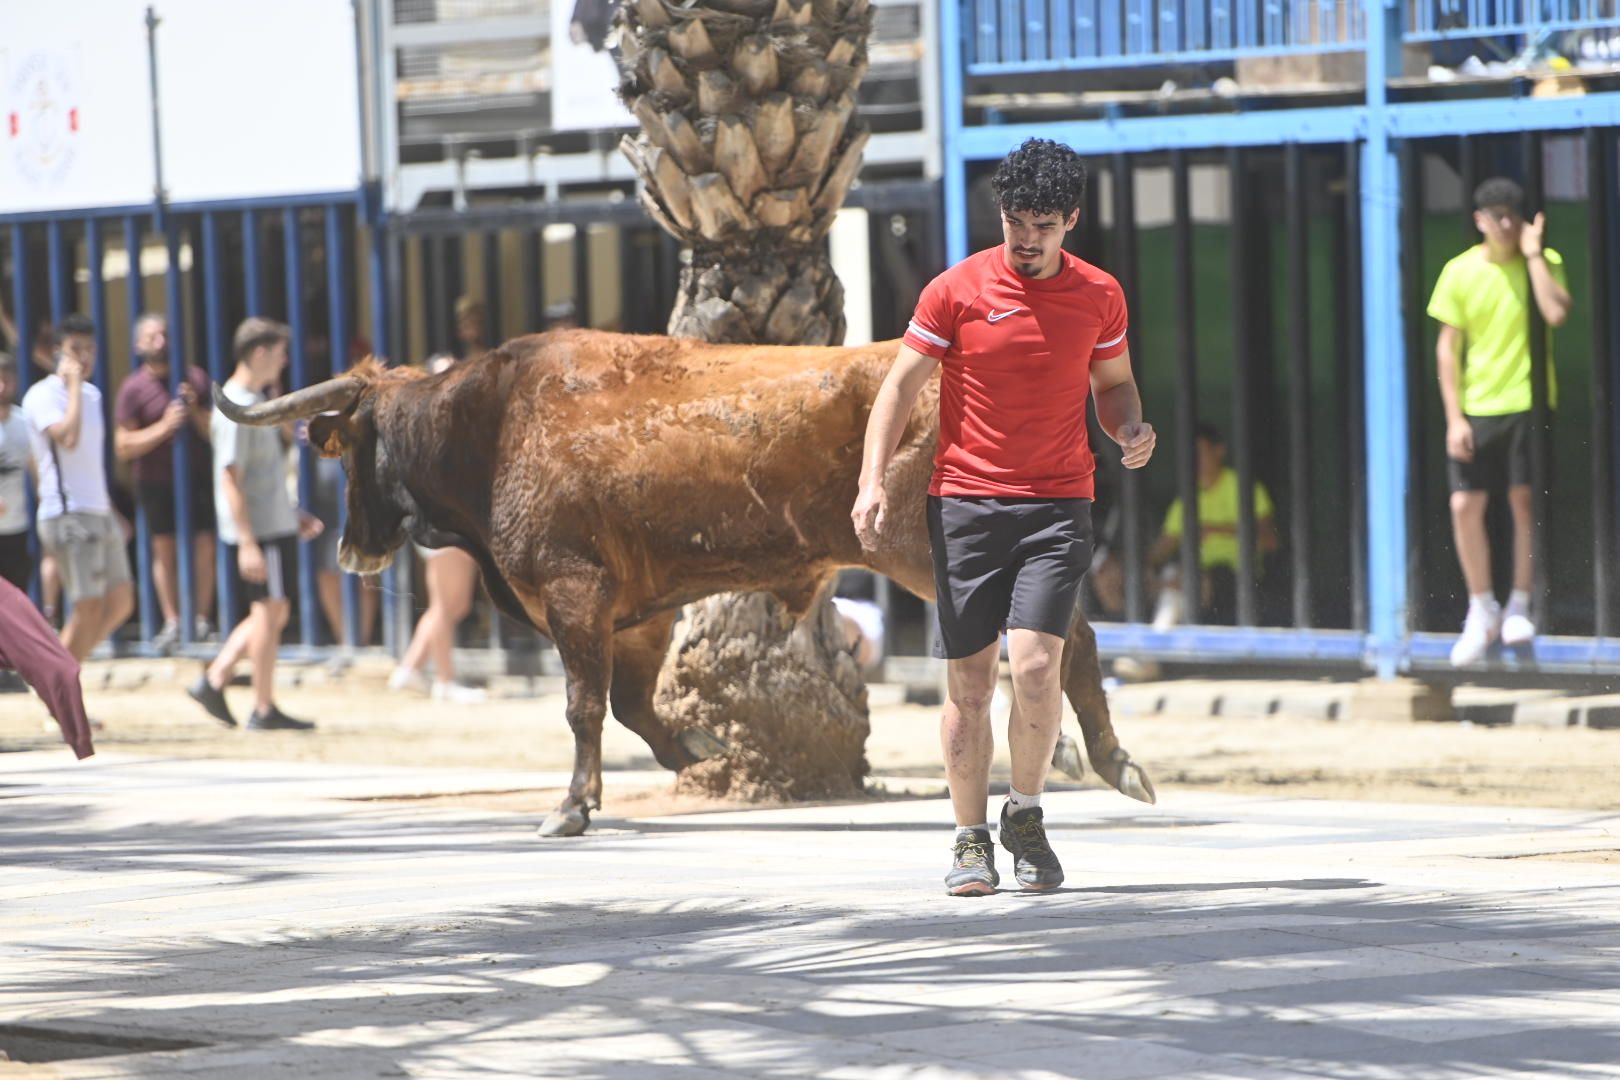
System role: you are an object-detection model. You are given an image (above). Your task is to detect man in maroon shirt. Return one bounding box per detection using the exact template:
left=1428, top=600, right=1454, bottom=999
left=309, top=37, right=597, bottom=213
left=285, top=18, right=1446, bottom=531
left=853, top=139, right=1156, bottom=896
left=114, top=314, right=216, bottom=651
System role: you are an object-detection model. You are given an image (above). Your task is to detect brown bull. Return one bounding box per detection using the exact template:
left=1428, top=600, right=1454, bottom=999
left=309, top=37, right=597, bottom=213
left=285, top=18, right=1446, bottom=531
left=218, top=330, right=1154, bottom=836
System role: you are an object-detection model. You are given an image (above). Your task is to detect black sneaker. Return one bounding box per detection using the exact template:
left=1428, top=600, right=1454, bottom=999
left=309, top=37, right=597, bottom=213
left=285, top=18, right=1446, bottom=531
left=187, top=674, right=237, bottom=728
left=945, top=827, right=999, bottom=896
left=247, top=706, right=316, bottom=732
left=1000, top=804, right=1064, bottom=891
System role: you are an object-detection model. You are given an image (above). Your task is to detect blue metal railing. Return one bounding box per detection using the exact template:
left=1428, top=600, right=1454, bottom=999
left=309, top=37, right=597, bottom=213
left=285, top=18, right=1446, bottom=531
left=1407, top=0, right=1620, bottom=42
left=966, top=0, right=1367, bottom=72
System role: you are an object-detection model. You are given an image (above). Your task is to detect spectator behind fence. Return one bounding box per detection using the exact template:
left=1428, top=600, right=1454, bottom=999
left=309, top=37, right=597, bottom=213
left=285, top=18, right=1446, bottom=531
left=0, top=353, right=34, bottom=592
left=21, top=314, right=135, bottom=662
left=186, top=318, right=323, bottom=732
left=387, top=351, right=486, bottom=703
left=113, top=313, right=217, bottom=651
left=453, top=295, right=490, bottom=360
left=1147, top=423, right=1279, bottom=628
left=1429, top=177, right=1572, bottom=667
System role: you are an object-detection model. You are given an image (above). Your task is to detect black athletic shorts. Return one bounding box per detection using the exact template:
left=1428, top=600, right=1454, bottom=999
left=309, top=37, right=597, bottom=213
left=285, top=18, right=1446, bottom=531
left=224, top=534, right=297, bottom=606
left=927, top=495, right=1094, bottom=659
left=0, top=531, right=31, bottom=592
left=136, top=482, right=217, bottom=536
left=1448, top=411, right=1536, bottom=493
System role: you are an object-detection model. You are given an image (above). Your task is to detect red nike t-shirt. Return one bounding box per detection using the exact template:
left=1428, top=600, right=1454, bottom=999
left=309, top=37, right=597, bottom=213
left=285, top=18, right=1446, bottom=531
left=903, top=246, right=1130, bottom=500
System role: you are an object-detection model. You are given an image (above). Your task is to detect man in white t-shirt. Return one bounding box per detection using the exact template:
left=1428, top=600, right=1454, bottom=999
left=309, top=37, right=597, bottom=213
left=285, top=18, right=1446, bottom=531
left=0, top=352, right=34, bottom=591
left=21, top=315, right=133, bottom=661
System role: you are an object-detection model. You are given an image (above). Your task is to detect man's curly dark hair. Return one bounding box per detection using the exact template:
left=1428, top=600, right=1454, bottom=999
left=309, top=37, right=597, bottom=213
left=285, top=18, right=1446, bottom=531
left=990, top=139, right=1087, bottom=218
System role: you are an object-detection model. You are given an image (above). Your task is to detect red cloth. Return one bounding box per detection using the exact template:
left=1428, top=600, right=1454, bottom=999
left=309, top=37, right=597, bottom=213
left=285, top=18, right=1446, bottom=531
left=904, top=246, right=1130, bottom=500
left=0, top=576, right=94, bottom=759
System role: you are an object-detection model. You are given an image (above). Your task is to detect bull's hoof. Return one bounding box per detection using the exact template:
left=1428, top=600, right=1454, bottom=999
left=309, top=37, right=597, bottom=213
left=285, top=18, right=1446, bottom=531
left=677, top=726, right=729, bottom=762
left=1098, top=747, right=1157, bottom=805
left=1050, top=733, right=1085, bottom=781
left=536, top=806, right=591, bottom=838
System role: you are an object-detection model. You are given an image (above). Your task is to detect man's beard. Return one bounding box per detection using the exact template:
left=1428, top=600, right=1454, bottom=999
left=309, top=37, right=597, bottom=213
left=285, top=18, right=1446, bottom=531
left=141, top=349, right=170, bottom=368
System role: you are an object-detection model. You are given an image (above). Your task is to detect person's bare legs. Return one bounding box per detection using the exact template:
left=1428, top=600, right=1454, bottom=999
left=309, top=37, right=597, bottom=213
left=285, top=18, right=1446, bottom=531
left=317, top=571, right=344, bottom=644
left=41, top=554, right=61, bottom=624
left=194, top=532, right=216, bottom=626
left=1449, top=489, right=1492, bottom=596
left=1005, top=628, right=1066, bottom=797
left=941, top=639, right=1000, bottom=827
left=249, top=599, right=290, bottom=713
left=206, top=618, right=256, bottom=689
left=60, top=597, right=106, bottom=663
left=95, top=582, right=134, bottom=645
left=152, top=534, right=180, bottom=627
left=425, top=550, right=478, bottom=684
left=1507, top=484, right=1534, bottom=594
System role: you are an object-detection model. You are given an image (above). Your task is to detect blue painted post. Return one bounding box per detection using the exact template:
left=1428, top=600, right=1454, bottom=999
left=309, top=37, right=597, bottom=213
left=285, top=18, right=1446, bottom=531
left=163, top=220, right=195, bottom=647
left=326, top=204, right=362, bottom=649
left=45, top=220, right=67, bottom=324
left=124, top=215, right=158, bottom=641
left=1361, top=0, right=1408, bottom=677
left=365, top=194, right=403, bottom=657
left=10, top=226, right=40, bottom=604
left=283, top=207, right=319, bottom=646
left=85, top=219, right=112, bottom=490
left=243, top=208, right=263, bottom=316
left=201, top=212, right=235, bottom=633
left=941, top=0, right=969, bottom=266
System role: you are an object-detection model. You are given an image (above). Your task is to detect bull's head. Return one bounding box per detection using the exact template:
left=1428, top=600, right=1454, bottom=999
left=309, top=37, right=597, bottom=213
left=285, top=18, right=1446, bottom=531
left=214, top=371, right=417, bottom=574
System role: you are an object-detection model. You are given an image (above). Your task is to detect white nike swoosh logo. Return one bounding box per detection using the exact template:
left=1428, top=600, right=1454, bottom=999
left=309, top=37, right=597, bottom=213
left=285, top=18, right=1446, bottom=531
left=987, top=309, right=1020, bottom=323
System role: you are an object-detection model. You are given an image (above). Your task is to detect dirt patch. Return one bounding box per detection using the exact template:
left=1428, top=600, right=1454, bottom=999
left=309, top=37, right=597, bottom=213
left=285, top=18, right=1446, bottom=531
left=1494, top=849, right=1620, bottom=864
left=9, top=671, right=1620, bottom=811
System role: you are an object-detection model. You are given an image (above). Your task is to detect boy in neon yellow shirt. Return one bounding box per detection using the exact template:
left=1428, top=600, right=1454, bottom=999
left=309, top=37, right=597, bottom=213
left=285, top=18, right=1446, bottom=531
left=1428, top=177, right=1572, bottom=666
left=1148, top=423, right=1279, bottom=626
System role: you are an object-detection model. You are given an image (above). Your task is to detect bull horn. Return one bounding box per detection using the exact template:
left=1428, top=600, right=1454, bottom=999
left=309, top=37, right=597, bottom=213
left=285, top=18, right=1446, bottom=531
left=213, top=377, right=363, bottom=426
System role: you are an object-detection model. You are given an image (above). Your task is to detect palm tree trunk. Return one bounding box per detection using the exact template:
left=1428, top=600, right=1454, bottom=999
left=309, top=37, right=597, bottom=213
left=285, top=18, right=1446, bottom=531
left=615, top=0, right=875, bottom=799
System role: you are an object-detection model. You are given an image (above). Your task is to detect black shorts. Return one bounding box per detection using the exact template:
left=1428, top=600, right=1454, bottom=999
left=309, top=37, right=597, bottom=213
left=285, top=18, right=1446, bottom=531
left=136, top=482, right=217, bottom=536
left=224, top=535, right=297, bottom=606
left=1448, top=412, right=1536, bottom=493
left=0, top=531, right=31, bottom=592
left=927, top=495, right=1094, bottom=659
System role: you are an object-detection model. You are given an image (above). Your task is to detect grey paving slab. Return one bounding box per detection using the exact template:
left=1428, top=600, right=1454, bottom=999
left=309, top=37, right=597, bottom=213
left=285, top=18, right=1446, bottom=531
left=2, top=752, right=1620, bottom=1079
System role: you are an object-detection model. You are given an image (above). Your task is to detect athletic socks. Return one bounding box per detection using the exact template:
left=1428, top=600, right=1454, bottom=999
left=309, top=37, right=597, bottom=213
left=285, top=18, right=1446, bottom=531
left=1506, top=589, right=1531, bottom=617
left=1006, top=786, right=1041, bottom=814
left=1468, top=592, right=1500, bottom=618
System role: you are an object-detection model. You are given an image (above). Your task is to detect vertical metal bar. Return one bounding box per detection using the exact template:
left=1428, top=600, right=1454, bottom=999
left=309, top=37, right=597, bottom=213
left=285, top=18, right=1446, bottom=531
left=1458, top=133, right=1479, bottom=246
left=1024, top=0, right=1047, bottom=62
left=1228, top=145, right=1259, bottom=626
left=521, top=227, right=543, bottom=331
left=46, top=220, right=67, bottom=324
left=941, top=0, right=969, bottom=265
left=8, top=226, right=40, bottom=603
left=1398, top=139, right=1428, bottom=634
left=202, top=211, right=236, bottom=632
left=1588, top=127, right=1614, bottom=637
left=1171, top=148, right=1201, bottom=622
left=366, top=195, right=401, bottom=656
left=572, top=224, right=593, bottom=328
left=481, top=230, right=502, bottom=345
left=284, top=207, right=319, bottom=646
left=1111, top=152, right=1145, bottom=623
left=163, top=218, right=196, bottom=646
left=243, top=208, right=264, bottom=315
left=1051, top=0, right=1074, bottom=61
left=1364, top=0, right=1410, bottom=676
left=327, top=204, right=362, bottom=648
left=124, top=215, right=159, bottom=638
left=1521, top=128, right=1550, bottom=629
left=1102, top=0, right=1123, bottom=55
left=1188, top=0, right=1207, bottom=49
left=424, top=235, right=447, bottom=354
left=85, top=219, right=110, bottom=477
left=1343, top=142, right=1369, bottom=632
left=1285, top=143, right=1313, bottom=628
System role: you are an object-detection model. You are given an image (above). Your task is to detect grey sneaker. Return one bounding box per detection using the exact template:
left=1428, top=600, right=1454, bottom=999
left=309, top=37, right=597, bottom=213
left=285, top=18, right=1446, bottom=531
left=150, top=620, right=181, bottom=655
left=186, top=674, right=237, bottom=728
left=1000, top=804, right=1064, bottom=891
left=945, top=827, right=999, bottom=896
left=247, top=706, right=316, bottom=732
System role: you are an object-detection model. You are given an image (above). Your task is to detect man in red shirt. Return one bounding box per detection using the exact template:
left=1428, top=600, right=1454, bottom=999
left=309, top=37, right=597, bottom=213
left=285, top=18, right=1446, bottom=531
left=852, top=139, right=1156, bottom=896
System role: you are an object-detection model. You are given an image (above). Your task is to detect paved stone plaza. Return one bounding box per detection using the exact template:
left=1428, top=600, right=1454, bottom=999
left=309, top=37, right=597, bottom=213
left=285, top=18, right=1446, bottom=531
left=3, top=751, right=1619, bottom=1079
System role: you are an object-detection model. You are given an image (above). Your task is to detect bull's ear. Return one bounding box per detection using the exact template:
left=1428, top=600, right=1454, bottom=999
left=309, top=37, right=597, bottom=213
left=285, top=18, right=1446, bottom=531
left=307, top=413, right=355, bottom=458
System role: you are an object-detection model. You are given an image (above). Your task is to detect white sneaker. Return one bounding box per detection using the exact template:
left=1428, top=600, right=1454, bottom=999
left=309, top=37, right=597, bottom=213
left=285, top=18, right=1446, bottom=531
left=1501, top=608, right=1537, bottom=647
left=387, top=667, right=428, bottom=694
left=432, top=680, right=486, bottom=704
left=1450, top=605, right=1501, bottom=667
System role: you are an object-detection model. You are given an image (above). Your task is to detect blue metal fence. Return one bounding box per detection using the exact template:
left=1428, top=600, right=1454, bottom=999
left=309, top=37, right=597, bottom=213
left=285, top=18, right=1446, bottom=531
left=1407, top=0, right=1620, bottom=41
left=967, top=0, right=1367, bottom=71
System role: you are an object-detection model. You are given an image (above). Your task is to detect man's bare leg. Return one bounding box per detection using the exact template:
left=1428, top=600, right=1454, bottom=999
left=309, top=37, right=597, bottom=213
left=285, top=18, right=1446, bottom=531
left=941, top=639, right=1000, bottom=827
